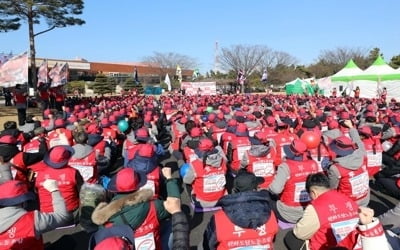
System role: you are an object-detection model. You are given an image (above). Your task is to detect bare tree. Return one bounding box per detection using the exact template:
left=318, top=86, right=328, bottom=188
left=143, top=52, right=198, bottom=70
left=318, top=47, right=368, bottom=66
left=219, top=45, right=271, bottom=76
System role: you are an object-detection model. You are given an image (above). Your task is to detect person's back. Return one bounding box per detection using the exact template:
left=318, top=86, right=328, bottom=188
left=203, top=170, right=278, bottom=250
left=0, top=179, right=70, bottom=250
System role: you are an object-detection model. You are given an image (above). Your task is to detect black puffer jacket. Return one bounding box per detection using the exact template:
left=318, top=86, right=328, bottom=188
left=203, top=190, right=272, bottom=250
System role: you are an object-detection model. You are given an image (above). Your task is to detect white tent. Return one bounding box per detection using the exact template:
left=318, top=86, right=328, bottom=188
left=353, top=56, right=400, bottom=98
left=330, top=59, right=364, bottom=96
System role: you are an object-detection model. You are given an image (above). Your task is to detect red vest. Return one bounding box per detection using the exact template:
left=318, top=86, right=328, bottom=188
left=92, top=140, right=107, bottom=156
left=183, top=146, right=198, bottom=163
left=34, top=162, right=79, bottom=212
left=335, top=161, right=369, bottom=202
left=139, top=167, right=161, bottom=199
left=23, top=137, right=41, bottom=153
left=214, top=210, right=277, bottom=250
left=260, top=127, right=278, bottom=140
left=229, top=137, right=252, bottom=172
left=10, top=152, right=28, bottom=183
left=125, top=140, right=141, bottom=160
left=221, top=132, right=236, bottom=154
left=245, top=148, right=277, bottom=189
left=102, top=127, right=117, bottom=141
left=280, top=159, right=319, bottom=207
left=362, top=138, right=383, bottom=177
left=273, top=132, right=298, bottom=166
left=211, top=126, right=226, bottom=144
left=310, top=190, right=359, bottom=250
left=47, top=128, right=72, bottom=148
left=191, top=159, right=227, bottom=202
left=133, top=202, right=161, bottom=250
left=69, top=151, right=97, bottom=183
left=14, top=92, right=26, bottom=104
left=309, top=143, right=330, bottom=172
left=0, top=212, right=43, bottom=250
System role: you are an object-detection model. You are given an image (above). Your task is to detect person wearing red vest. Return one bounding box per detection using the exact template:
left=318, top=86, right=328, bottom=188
left=354, top=86, right=361, bottom=98
left=326, top=122, right=370, bottom=207
left=23, top=127, right=47, bottom=153
left=32, top=146, right=83, bottom=221
left=86, top=123, right=112, bottom=175
left=227, top=123, right=252, bottom=173
left=0, top=179, right=70, bottom=250
left=182, top=127, right=206, bottom=163
left=183, top=138, right=228, bottom=208
left=358, top=126, right=383, bottom=177
left=272, top=120, right=298, bottom=166
left=241, top=131, right=278, bottom=189
left=0, top=134, right=47, bottom=184
left=69, top=131, right=99, bottom=183
left=268, top=139, right=320, bottom=223
left=91, top=167, right=181, bottom=250
left=203, top=169, right=278, bottom=250
left=287, top=173, right=389, bottom=250
left=220, top=119, right=237, bottom=153
left=128, top=144, right=161, bottom=199
left=53, top=86, right=65, bottom=112
left=13, top=84, right=27, bottom=126
left=47, top=119, right=73, bottom=148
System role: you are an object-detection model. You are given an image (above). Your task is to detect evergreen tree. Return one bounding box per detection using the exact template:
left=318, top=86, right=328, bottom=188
left=92, top=74, right=112, bottom=95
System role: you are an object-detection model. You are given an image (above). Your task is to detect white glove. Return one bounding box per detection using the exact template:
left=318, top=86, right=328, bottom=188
left=43, top=179, right=59, bottom=192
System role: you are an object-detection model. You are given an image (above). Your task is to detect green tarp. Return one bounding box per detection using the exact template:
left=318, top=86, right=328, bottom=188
left=285, top=78, right=314, bottom=95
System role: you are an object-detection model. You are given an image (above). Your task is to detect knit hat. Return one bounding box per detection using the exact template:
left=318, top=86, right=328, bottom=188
left=189, top=127, right=203, bottom=137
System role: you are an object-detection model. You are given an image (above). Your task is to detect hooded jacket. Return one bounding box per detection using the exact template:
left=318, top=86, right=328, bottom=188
left=203, top=190, right=275, bottom=250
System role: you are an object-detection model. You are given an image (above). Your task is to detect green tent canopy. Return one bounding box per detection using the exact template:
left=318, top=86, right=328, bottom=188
left=285, top=78, right=314, bottom=95
left=355, top=56, right=400, bottom=81
left=331, top=59, right=364, bottom=82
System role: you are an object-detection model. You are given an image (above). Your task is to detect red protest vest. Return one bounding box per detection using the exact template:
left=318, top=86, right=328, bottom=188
left=10, top=152, right=28, bottom=183
left=211, top=126, right=226, bottom=144
left=260, top=127, right=278, bottom=140
left=309, top=143, right=330, bottom=172
left=245, top=148, right=277, bottom=189
left=102, top=127, right=117, bottom=141
left=310, top=190, right=359, bottom=250
left=23, top=138, right=41, bottom=153
left=34, top=162, right=79, bottom=213
left=47, top=128, right=72, bottom=147
left=133, top=202, right=161, bottom=250
left=183, top=146, right=198, bottom=163
left=335, top=161, right=369, bottom=202
left=92, top=140, right=107, bottom=156
left=0, top=212, right=44, bottom=250
left=68, top=151, right=97, bottom=183
left=362, top=138, right=383, bottom=177
left=191, top=159, right=227, bottom=202
left=125, top=140, right=141, bottom=160
left=214, top=209, right=277, bottom=250
left=14, top=92, right=26, bottom=104
left=280, top=159, right=319, bottom=207
left=229, top=137, right=252, bottom=172
left=273, top=132, right=298, bottom=166
left=220, top=132, right=236, bottom=154
left=139, top=167, right=161, bottom=199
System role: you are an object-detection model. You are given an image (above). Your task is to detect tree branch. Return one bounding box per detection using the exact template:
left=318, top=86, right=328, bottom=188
left=34, top=25, right=56, bottom=37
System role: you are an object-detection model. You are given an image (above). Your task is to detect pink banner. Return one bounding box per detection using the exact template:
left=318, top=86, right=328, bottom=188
left=0, top=52, right=28, bottom=88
